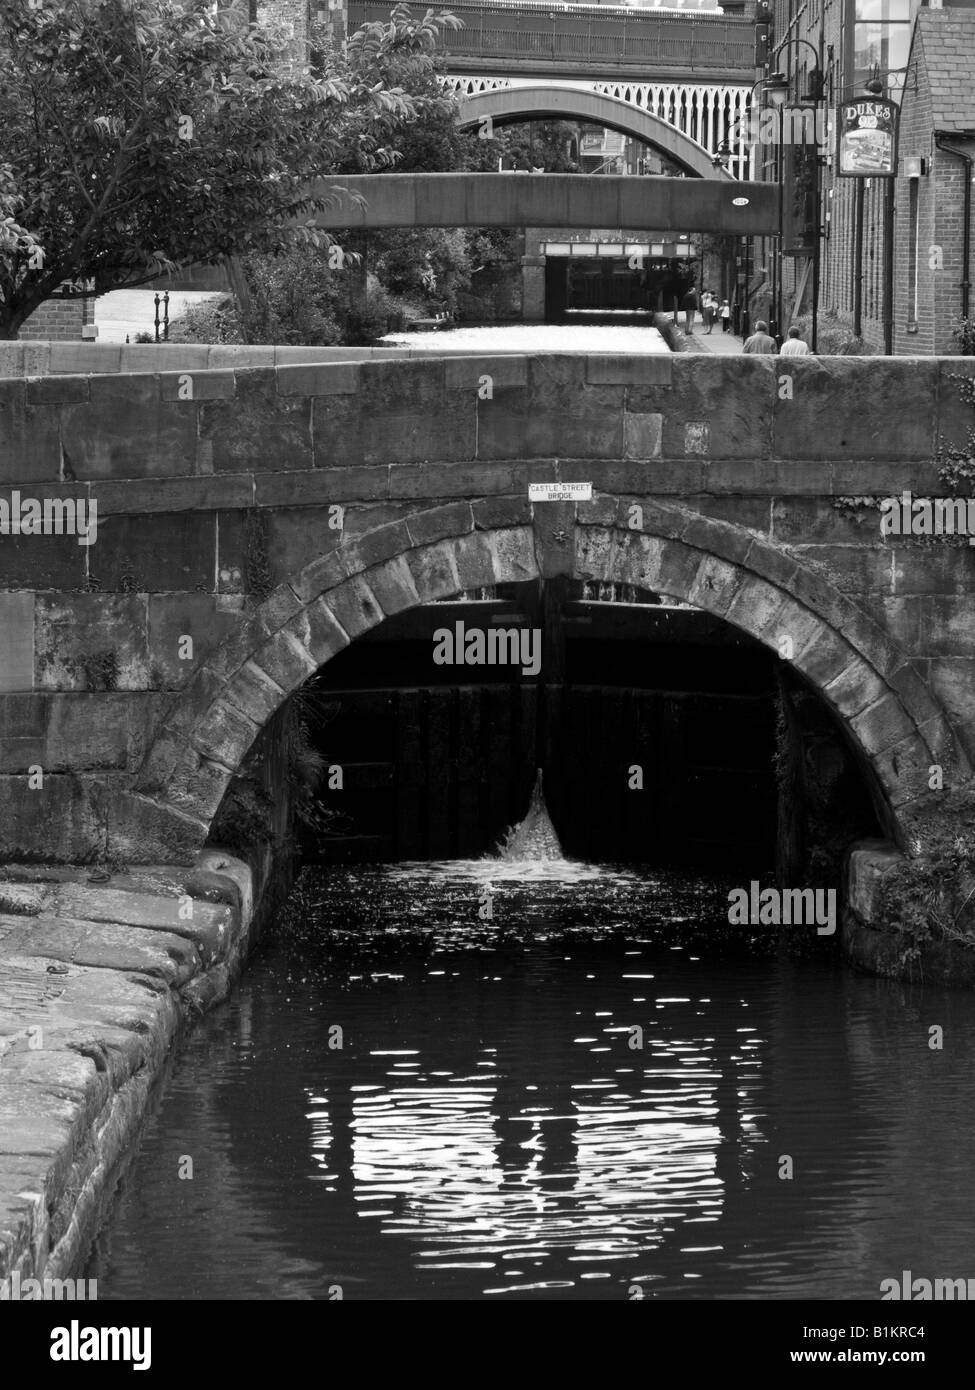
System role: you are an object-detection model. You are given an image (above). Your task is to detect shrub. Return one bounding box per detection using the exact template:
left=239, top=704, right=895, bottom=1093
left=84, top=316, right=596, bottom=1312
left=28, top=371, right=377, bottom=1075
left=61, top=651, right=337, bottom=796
left=950, top=316, right=975, bottom=355
left=792, top=311, right=876, bottom=355
left=167, top=295, right=243, bottom=344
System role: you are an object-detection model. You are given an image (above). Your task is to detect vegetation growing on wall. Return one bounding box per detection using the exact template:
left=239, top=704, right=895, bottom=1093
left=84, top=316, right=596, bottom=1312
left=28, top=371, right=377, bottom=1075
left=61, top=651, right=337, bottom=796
left=208, top=689, right=340, bottom=862
left=878, top=786, right=975, bottom=962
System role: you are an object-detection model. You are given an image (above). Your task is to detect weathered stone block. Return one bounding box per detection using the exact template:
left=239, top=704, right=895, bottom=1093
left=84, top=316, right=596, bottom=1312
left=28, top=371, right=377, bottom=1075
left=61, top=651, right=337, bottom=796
left=476, top=382, right=624, bottom=461
left=252, top=628, right=318, bottom=693
left=685, top=554, right=744, bottom=617
left=200, top=377, right=313, bottom=473
left=290, top=548, right=354, bottom=604
left=660, top=357, right=776, bottom=460
left=44, top=694, right=162, bottom=772
left=588, top=355, right=672, bottom=386
left=681, top=514, right=752, bottom=564
left=742, top=539, right=799, bottom=591
left=850, top=692, right=919, bottom=755
left=724, top=575, right=787, bottom=643
left=873, top=732, right=935, bottom=806
left=221, top=660, right=286, bottom=728
left=25, top=376, right=89, bottom=406
left=338, top=519, right=413, bottom=575
left=406, top=503, right=474, bottom=548
left=533, top=501, right=575, bottom=578
left=823, top=658, right=889, bottom=719
left=846, top=840, right=904, bottom=920
left=34, top=595, right=149, bottom=692
left=190, top=698, right=260, bottom=772
left=0, top=535, right=85, bottom=599
left=322, top=575, right=385, bottom=640
left=445, top=356, right=528, bottom=391
left=0, top=381, right=63, bottom=485
left=763, top=599, right=826, bottom=664
left=576, top=495, right=619, bottom=528
left=314, top=395, right=477, bottom=468
left=406, top=541, right=463, bottom=603
left=487, top=527, right=538, bottom=586
left=158, top=370, right=235, bottom=402
left=472, top=495, right=533, bottom=530
left=452, top=532, right=501, bottom=592
left=289, top=596, right=352, bottom=665
left=773, top=358, right=939, bottom=462
left=147, top=595, right=242, bottom=687
left=90, top=513, right=216, bottom=592
left=275, top=363, right=360, bottom=396
left=60, top=381, right=198, bottom=479
left=362, top=555, right=421, bottom=618
left=916, top=714, right=970, bottom=778
left=623, top=413, right=662, bottom=460
left=604, top=532, right=663, bottom=591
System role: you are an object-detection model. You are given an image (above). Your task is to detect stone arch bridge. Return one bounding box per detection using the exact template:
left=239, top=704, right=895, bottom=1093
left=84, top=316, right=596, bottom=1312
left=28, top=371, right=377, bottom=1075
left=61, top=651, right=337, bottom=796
left=0, top=347, right=972, bottom=866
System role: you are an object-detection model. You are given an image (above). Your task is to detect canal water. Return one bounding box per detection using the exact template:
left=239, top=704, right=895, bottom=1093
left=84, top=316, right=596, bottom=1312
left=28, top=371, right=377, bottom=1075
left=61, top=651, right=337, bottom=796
left=87, top=861, right=975, bottom=1301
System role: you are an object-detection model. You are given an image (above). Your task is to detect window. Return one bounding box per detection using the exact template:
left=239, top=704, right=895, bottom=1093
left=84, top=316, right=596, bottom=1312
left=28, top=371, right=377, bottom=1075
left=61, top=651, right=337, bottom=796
left=852, top=0, right=913, bottom=93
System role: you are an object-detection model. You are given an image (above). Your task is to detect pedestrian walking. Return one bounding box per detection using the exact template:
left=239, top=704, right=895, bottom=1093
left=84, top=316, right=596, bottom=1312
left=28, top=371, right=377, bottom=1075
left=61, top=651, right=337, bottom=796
left=682, top=284, right=699, bottom=335
left=720, top=299, right=731, bottom=333
left=742, top=320, right=778, bottom=354
left=702, top=292, right=714, bottom=334
left=779, top=326, right=811, bottom=356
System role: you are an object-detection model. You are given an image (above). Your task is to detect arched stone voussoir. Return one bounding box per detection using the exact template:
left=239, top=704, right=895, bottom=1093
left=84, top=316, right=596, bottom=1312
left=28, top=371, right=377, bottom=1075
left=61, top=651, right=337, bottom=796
left=128, top=513, right=963, bottom=858
left=723, top=573, right=790, bottom=644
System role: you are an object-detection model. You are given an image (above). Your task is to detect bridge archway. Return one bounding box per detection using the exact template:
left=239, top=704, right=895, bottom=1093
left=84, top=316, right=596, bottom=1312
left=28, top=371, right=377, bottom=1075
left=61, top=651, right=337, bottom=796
left=457, top=84, right=733, bottom=181
left=127, top=505, right=962, bottom=861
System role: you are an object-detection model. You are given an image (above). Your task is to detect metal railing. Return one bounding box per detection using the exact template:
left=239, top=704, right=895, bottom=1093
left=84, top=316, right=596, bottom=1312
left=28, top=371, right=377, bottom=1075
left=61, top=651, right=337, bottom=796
left=347, top=2, right=756, bottom=71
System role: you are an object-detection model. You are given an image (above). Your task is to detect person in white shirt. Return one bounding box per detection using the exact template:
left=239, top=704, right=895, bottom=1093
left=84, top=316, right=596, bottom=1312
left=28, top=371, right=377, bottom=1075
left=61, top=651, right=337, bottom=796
left=779, top=326, right=811, bottom=356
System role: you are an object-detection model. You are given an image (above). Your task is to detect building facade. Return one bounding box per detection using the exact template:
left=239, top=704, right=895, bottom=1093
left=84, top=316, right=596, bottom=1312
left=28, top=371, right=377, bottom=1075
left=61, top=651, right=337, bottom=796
left=746, top=0, right=975, bottom=353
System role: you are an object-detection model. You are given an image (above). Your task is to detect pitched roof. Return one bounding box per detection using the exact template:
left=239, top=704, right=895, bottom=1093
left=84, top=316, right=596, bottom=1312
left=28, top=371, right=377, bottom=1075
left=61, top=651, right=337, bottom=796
left=914, top=9, right=975, bottom=132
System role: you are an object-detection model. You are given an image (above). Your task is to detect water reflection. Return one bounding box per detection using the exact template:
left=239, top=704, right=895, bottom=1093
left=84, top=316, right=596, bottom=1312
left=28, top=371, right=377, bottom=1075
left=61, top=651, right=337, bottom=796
left=87, top=864, right=975, bottom=1301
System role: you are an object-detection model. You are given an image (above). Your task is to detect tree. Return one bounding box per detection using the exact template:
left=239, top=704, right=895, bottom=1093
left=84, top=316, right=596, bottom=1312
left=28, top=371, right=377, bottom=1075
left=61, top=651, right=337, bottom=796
left=0, top=0, right=457, bottom=338
left=491, top=120, right=581, bottom=173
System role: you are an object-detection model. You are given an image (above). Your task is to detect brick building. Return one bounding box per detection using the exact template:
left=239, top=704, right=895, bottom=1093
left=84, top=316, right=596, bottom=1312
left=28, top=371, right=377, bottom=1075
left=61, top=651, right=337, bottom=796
left=748, top=0, right=975, bottom=353
left=892, top=9, right=975, bottom=353
left=18, top=295, right=96, bottom=343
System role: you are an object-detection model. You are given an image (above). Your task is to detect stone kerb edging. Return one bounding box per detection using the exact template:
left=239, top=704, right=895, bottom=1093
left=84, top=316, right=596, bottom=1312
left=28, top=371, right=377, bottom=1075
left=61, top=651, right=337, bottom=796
left=0, top=852, right=253, bottom=1285
left=115, top=498, right=968, bottom=866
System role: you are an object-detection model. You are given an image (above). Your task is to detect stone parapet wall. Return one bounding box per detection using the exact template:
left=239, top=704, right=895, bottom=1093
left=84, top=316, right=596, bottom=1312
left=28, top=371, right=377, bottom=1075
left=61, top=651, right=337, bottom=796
left=0, top=353, right=972, bottom=867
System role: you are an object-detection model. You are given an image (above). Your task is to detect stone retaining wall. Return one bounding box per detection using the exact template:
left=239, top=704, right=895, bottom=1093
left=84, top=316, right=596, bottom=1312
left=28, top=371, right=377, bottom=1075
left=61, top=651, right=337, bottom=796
left=843, top=839, right=975, bottom=988
left=0, top=852, right=257, bottom=1286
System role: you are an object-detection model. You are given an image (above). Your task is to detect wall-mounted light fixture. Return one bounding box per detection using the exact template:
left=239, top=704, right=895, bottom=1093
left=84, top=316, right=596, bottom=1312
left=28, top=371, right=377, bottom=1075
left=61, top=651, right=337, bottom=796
left=902, top=156, right=928, bottom=179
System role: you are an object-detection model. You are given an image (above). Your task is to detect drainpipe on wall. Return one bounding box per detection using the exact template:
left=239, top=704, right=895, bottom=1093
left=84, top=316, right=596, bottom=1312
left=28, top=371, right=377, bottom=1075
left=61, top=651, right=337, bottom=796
left=933, top=134, right=973, bottom=326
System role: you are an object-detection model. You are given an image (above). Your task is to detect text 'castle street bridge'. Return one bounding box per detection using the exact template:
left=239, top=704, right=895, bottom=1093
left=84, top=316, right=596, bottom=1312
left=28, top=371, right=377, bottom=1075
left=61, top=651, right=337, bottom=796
left=0, top=347, right=971, bottom=868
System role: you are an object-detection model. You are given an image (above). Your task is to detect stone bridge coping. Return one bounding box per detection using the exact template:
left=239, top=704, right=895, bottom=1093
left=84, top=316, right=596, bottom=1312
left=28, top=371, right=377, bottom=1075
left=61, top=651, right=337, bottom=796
left=0, top=351, right=968, bottom=485
left=126, top=501, right=968, bottom=865
left=2, top=345, right=975, bottom=390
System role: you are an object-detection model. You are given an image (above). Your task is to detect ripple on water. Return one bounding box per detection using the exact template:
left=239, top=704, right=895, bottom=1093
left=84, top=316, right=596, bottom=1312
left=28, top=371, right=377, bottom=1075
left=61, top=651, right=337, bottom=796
left=86, top=862, right=975, bottom=1302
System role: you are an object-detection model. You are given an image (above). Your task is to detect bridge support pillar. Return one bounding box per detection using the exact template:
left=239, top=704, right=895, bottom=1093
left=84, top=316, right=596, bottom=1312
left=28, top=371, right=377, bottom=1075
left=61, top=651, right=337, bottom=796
left=521, top=253, right=546, bottom=321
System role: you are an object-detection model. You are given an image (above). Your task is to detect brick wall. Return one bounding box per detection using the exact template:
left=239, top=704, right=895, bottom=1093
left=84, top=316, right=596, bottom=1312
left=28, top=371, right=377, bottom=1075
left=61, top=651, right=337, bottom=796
left=18, top=297, right=95, bottom=343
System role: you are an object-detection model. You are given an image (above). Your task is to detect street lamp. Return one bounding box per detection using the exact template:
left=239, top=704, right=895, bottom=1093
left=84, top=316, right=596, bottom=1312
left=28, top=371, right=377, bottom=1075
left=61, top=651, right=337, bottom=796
left=765, top=36, right=830, bottom=352
left=763, top=73, right=788, bottom=342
